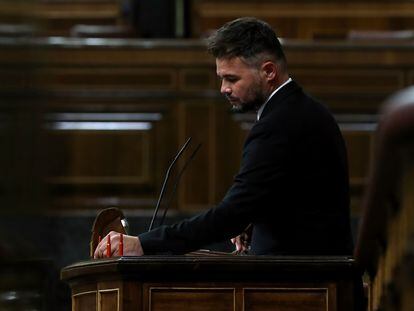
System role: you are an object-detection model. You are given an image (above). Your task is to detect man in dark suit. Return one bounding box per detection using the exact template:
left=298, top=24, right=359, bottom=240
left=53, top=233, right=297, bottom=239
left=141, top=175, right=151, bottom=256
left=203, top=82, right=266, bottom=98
left=94, top=17, right=353, bottom=258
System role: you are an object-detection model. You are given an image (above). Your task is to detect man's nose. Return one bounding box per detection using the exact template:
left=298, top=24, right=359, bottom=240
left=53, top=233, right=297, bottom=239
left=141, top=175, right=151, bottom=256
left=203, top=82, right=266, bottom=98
left=221, top=82, right=231, bottom=95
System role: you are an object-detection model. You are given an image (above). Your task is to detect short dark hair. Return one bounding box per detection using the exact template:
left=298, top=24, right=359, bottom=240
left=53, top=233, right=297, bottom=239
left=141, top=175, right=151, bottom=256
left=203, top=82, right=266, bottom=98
left=207, top=17, right=286, bottom=69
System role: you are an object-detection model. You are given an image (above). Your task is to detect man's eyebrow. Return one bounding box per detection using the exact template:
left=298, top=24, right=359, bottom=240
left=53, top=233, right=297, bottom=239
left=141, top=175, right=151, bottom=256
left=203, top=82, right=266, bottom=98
left=218, top=74, right=238, bottom=79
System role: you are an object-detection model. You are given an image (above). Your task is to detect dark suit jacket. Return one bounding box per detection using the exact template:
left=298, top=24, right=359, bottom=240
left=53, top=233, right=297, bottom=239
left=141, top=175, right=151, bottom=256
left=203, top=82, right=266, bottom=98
left=139, top=81, right=354, bottom=255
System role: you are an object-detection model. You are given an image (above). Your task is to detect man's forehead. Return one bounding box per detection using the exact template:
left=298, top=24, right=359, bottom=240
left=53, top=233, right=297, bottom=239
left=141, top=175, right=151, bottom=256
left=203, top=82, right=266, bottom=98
left=216, top=56, right=243, bottom=67
left=216, top=57, right=248, bottom=75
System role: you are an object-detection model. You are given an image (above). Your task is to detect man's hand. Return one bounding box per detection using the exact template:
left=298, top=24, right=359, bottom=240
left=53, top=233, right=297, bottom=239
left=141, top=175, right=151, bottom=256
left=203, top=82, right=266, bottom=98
left=231, top=232, right=250, bottom=253
left=93, top=231, right=144, bottom=258
left=231, top=224, right=252, bottom=254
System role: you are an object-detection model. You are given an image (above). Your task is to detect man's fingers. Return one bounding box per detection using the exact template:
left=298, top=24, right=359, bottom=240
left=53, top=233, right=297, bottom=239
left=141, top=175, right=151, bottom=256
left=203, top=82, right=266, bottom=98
left=235, top=236, right=242, bottom=251
left=94, top=238, right=104, bottom=258
left=230, top=232, right=251, bottom=254
left=93, top=245, right=99, bottom=258
left=231, top=235, right=246, bottom=251
left=94, top=231, right=119, bottom=259
left=94, top=241, right=104, bottom=258
left=94, top=243, right=104, bottom=258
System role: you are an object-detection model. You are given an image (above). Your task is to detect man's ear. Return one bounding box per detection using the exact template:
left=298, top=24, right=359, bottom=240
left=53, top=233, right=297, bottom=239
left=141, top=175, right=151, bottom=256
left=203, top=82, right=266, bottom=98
left=261, top=61, right=277, bottom=81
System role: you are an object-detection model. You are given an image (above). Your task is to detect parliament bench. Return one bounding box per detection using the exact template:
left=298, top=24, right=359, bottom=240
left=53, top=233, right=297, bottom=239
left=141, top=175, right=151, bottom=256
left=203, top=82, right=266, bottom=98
left=192, top=0, right=414, bottom=40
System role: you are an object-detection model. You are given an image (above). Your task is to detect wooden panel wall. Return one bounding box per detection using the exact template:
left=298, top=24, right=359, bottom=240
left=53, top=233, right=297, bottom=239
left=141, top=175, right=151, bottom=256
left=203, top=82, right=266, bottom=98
left=40, top=97, right=174, bottom=210
left=3, top=0, right=414, bottom=38
left=0, top=1, right=121, bottom=37
left=2, top=39, right=414, bottom=214
left=192, top=0, right=414, bottom=39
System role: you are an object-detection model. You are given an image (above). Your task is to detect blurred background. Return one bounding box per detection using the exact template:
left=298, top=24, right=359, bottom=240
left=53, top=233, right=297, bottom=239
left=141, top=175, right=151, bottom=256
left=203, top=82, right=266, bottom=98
left=0, top=0, right=413, bottom=309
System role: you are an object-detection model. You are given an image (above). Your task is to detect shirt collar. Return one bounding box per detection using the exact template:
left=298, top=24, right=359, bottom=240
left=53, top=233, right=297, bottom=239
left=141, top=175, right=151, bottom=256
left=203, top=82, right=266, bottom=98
left=257, top=77, right=292, bottom=121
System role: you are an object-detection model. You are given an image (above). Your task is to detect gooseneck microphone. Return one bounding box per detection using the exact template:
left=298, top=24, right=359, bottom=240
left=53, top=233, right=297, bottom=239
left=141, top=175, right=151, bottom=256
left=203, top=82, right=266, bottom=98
left=158, top=142, right=202, bottom=227
left=148, top=137, right=192, bottom=232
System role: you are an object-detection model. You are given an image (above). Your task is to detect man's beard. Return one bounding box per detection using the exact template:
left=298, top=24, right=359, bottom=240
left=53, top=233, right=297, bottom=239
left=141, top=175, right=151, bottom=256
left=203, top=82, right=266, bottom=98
left=229, top=91, right=266, bottom=113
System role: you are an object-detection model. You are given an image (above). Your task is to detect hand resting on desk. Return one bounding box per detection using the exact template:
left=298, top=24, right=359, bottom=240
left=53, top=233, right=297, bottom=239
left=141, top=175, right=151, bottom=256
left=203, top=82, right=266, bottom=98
left=94, top=231, right=144, bottom=258
left=231, top=224, right=252, bottom=254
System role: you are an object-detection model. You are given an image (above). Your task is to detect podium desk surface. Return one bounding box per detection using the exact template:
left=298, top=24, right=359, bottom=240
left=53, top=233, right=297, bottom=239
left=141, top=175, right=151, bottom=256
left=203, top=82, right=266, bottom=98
left=62, top=255, right=358, bottom=282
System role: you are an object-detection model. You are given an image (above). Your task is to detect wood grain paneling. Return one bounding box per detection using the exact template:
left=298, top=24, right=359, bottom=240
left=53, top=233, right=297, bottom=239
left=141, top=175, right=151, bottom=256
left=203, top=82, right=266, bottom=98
left=62, top=257, right=360, bottom=311
left=342, top=130, right=374, bottom=189
left=0, top=1, right=120, bottom=36
left=5, top=0, right=414, bottom=39
left=193, top=0, right=414, bottom=39
left=37, top=46, right=211, bottom=67
left=178, top=101, right=214, bottom=210
left=99, top=289, right=120, bottom=311
left=43, top=110, right=163, bottom=191
left=291, top=68, right=404, bottom=112
left=46, top=130, right=152, bottom=184
left=244, top=288, right=328, bottom=311
left=292, top=69, right=404, bottom=97
left=179, top=68, right=216, bottom=91
left=36, top=68, right=177, bottom=91
left=73, top=291, right=97, bottom=311
left=3, top=38, right=413, bottom=213
left=40, top=107, right=171, bottom=209
left=149, top=287, right=235, bottom=311
left=37, top=1, right=120, bottom=37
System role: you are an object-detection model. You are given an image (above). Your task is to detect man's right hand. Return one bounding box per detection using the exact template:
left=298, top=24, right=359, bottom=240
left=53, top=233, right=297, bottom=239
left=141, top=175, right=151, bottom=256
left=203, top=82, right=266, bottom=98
left=93, top=231, right=144, bottom=258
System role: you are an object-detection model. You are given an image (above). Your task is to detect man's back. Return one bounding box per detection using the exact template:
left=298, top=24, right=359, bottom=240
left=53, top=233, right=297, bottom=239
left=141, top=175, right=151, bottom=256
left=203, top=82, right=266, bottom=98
left=242, top=81, right=353, bottom=255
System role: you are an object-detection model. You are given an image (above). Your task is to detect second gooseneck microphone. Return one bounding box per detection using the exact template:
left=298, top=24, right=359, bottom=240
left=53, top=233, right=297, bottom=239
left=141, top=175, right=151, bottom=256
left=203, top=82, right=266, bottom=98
left=158, top=142, right=202, bottom=227
left=148, top=137, right=194, bottom=232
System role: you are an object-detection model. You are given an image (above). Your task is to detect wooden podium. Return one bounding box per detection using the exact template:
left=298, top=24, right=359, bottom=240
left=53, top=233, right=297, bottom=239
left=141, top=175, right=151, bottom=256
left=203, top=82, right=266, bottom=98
left=61, top=255, right=362, bottom=311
